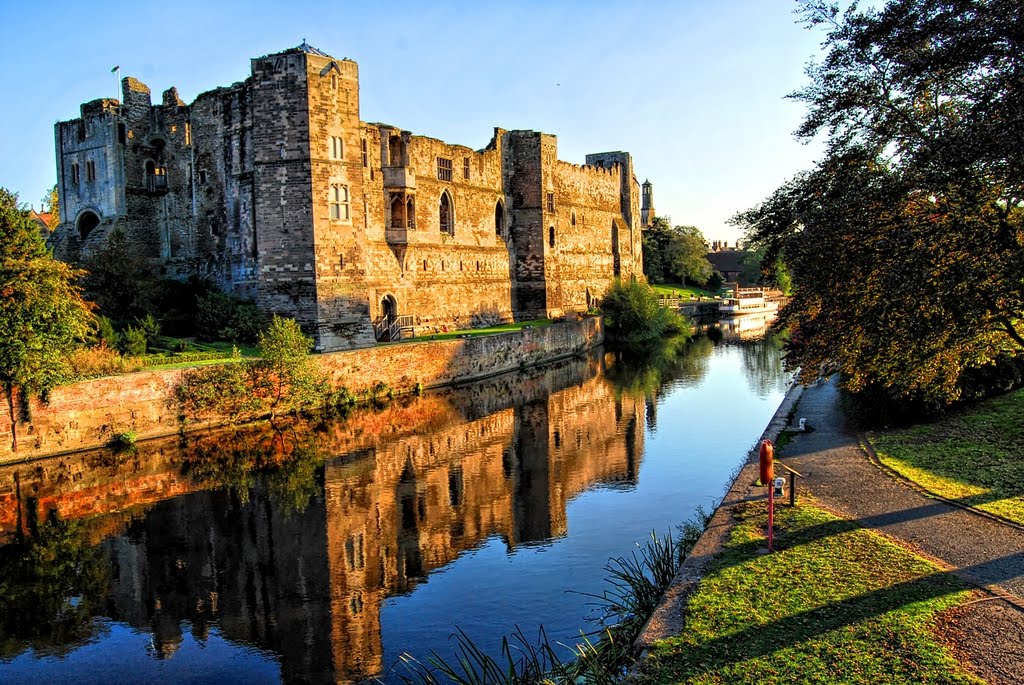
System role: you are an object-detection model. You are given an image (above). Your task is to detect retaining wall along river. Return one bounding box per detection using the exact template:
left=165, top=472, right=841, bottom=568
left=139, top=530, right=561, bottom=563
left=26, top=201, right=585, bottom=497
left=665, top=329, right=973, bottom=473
left=0, top=317, right=602, bottom=464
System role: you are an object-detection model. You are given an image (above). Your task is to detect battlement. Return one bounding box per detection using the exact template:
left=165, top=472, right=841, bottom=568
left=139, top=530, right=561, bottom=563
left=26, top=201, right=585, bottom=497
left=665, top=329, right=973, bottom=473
left=554, top=158, right=622, bottom=181
left=80, top=98, right=120, bottom=118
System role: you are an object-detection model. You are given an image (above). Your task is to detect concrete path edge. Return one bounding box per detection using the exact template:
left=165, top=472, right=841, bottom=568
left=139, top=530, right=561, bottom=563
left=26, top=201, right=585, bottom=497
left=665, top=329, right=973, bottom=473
left=633, top=381, right=805, bottom=654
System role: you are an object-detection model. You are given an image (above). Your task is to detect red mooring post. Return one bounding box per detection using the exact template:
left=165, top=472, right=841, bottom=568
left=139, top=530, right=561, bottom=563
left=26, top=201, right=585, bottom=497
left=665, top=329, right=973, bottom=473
left=759, top=439, right=775, bottom=552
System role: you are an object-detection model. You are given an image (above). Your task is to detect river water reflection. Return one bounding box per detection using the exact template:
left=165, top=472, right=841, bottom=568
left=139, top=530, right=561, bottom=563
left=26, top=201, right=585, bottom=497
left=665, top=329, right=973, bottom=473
left=0, top=332, right=789, bottom=684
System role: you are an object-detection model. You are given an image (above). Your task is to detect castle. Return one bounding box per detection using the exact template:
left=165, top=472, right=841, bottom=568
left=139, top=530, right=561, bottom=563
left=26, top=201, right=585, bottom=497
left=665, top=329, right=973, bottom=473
left=51, top=43, right=653, bottom=351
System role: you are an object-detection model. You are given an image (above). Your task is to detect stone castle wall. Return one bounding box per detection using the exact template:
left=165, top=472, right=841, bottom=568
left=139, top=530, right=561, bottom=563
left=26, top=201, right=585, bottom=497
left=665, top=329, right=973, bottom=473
left=0, top=318, right=602, bottom=464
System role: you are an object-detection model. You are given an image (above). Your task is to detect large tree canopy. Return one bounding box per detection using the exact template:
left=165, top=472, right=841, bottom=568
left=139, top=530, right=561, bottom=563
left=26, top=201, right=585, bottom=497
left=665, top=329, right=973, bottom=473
left=0, top=188, right=94, bottom=448
left=734, top=0, right=1024, bottom=406
left=642, top=218, right=714, bottom=285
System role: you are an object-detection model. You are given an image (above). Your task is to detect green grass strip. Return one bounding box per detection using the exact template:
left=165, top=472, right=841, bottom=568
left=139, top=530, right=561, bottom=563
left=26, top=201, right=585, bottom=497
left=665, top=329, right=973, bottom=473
left=402, top=318, right=554, bottom=342
left=639, top=502, right=980, bottom=684
left=650, top=283, right=718, bottom=299
left=870, top=387, right=1024, bottom=525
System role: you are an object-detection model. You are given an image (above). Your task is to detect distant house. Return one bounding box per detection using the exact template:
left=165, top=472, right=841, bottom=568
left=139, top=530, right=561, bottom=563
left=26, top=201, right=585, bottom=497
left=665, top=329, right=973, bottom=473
left=27, top=209, right=55, bottom=237
left=706, top=249, right=748, bottom=284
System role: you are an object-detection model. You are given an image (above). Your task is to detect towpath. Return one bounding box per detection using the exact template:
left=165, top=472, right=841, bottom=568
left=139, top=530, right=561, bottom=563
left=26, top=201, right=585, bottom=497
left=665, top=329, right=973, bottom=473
left=782, top=377, right=1024, bottom=685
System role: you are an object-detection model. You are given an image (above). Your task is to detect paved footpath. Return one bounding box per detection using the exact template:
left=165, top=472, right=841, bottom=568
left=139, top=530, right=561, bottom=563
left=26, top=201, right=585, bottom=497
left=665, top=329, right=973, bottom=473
left=783, top=377, right=1024, bottom=684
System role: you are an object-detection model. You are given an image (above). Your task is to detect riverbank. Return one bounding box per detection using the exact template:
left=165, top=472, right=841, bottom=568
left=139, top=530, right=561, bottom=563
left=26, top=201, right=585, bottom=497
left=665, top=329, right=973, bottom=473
left=0, top=317, right=602, bottom=464
left=635, top=378, right=1024, bottom=684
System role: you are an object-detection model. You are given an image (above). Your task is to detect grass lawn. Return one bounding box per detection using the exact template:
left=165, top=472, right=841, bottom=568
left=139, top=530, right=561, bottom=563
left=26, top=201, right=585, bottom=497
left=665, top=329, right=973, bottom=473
left=869, top=387, right=1024, bottom=525
left=638, top=501, right=980, bottom=685
left=400, top=318, right=554, bottom=342
left=650, top=283, right=718, bottom=299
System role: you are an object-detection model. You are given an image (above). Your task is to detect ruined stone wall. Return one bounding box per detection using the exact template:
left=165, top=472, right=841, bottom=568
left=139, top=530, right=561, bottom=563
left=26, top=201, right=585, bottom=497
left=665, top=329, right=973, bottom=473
left=504, top=131, right=548, bottom=317
left=52, top=99, right=124, bottom=260
left=249, top=52, right=321, bottom=331
left=50, top=45, right=646, bottom=350
left=358, top=125, right=514, bottom=332
left=551, top=160, right=625, bottom=311
left=304, top=54, right=377, bottom=349
left=584, top=151, right=644, bottom=280
left=190, top=81, right=260, bottom=295
left=117, top=81, right=196, bottom=269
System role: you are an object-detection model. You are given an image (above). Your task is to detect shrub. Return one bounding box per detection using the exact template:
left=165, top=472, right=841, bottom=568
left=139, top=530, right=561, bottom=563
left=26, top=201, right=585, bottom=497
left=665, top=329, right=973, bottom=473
left=94, top=315, right=119, bottom=349
left=196, top=292, right=268, bottom=343
left=68, top=346, right=144, bottom=379
left=136, top=314, right=161, bottom=347
left=117, top=326, right=147, bottom=357
left=600, top=279, right=689, bottom=346
left=108, top=430, right=137, bottom=453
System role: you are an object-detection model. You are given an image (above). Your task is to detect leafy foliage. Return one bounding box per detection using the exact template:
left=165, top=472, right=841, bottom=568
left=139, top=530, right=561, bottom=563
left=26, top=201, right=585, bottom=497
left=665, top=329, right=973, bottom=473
left=176, top=315, right=326, bottom=423
left=195, top=291, right=268, bottom=343
left=253, top=316, right=326, bottom=417
left=734, top=0, right=1024, bottom=406
left=600, top=279, right=689, bottom=346
left=79, top=228, right=160, bottom=326
left=0, top=188, right=94, bottom=449
left=40, top=184, right=59, bottom=226
left=642, top=217, right=714, bottom=286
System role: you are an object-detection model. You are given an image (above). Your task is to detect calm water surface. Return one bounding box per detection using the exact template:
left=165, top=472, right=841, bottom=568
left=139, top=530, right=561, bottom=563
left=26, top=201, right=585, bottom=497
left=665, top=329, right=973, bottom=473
left=0, top=332, right=789, bottom=684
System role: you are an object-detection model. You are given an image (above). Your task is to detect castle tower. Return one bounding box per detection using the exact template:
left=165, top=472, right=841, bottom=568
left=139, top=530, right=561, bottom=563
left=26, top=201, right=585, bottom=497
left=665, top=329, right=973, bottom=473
left=641, top=179, right=655, bottom=228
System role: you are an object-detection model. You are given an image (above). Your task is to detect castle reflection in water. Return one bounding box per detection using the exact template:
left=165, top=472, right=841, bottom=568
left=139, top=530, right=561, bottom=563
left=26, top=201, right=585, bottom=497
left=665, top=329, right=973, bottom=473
left=0, top=350, right=652, bottom=684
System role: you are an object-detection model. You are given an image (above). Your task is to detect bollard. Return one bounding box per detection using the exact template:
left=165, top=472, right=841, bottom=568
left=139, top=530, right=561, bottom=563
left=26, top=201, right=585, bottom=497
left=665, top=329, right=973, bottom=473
left=759, top=439, right=774, bottom=485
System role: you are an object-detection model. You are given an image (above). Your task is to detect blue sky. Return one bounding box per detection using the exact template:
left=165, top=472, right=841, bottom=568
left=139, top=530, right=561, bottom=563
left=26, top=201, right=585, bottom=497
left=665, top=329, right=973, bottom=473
left=0, top=0, right=827, bottom=244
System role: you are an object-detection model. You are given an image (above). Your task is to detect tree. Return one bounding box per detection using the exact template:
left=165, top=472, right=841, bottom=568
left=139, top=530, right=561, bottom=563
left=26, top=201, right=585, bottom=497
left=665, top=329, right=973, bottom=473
left=0, top=188, right=94, bottom=449
left=600, top=279, right=688, bottom=346
left=642, top=218, right=714, bottom=285
left=665, top=225, right=713, bottom=285
left=80, top=228, right=160, bottom=326
left=734, top=0, right=1024, bottom=406
left=40, top=184, right=59, bottom=226
left=253, top=315, right=326, bottom=418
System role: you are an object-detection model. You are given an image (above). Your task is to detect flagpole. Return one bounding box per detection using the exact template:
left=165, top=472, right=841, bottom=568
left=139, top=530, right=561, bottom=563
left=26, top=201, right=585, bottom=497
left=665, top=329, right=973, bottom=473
left=112, top=65, right=120, bottom=102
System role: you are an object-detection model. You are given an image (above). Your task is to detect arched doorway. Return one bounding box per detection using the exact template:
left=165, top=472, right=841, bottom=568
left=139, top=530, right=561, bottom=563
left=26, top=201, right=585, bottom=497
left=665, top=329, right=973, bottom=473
left=77, top=211, right=100, bottom=241
left=382, top=294, right=397, bottom=323
left=494, top=200, right=505, bottom=236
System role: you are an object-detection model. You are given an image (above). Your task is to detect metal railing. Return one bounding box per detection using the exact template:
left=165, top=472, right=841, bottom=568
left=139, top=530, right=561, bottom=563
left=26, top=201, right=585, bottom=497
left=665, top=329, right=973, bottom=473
left=373, top=314, right=414, bottom=342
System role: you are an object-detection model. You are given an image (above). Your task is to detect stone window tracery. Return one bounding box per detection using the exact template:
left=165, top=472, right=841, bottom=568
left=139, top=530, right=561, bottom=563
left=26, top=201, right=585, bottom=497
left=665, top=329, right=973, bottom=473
left=463, top=157, right=470, bottom=180
left=546, top=193, right=555, bottom=213
left=329, top=135, right=343, bottom=160
left=330, top=184, right=350, bottom=220
left=437, top=157, right=453, bottom=181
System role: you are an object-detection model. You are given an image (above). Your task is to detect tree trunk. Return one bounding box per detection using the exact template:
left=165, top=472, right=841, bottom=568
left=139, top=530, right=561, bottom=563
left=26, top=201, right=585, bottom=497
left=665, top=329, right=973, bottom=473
left=5, top=383, right=17, bottom=452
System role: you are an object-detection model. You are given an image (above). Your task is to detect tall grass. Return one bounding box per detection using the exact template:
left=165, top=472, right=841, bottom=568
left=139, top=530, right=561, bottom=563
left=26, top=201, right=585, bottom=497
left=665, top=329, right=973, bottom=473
left=393, top=509, right=712, bottom=685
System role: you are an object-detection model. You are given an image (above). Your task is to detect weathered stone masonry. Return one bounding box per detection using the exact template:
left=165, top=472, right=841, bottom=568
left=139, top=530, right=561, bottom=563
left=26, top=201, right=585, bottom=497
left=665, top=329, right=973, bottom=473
left=51, top=43, right=653, bottom=351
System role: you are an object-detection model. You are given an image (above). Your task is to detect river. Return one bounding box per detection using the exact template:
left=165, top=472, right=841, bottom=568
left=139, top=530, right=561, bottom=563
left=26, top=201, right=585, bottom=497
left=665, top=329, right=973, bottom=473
left=0, top=329, right=789, bottom=684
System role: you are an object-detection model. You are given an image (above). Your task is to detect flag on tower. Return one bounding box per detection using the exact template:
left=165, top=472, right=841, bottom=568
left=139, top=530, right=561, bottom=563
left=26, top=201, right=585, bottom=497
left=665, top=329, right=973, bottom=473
left=111, top=65, right=119, bottom=73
